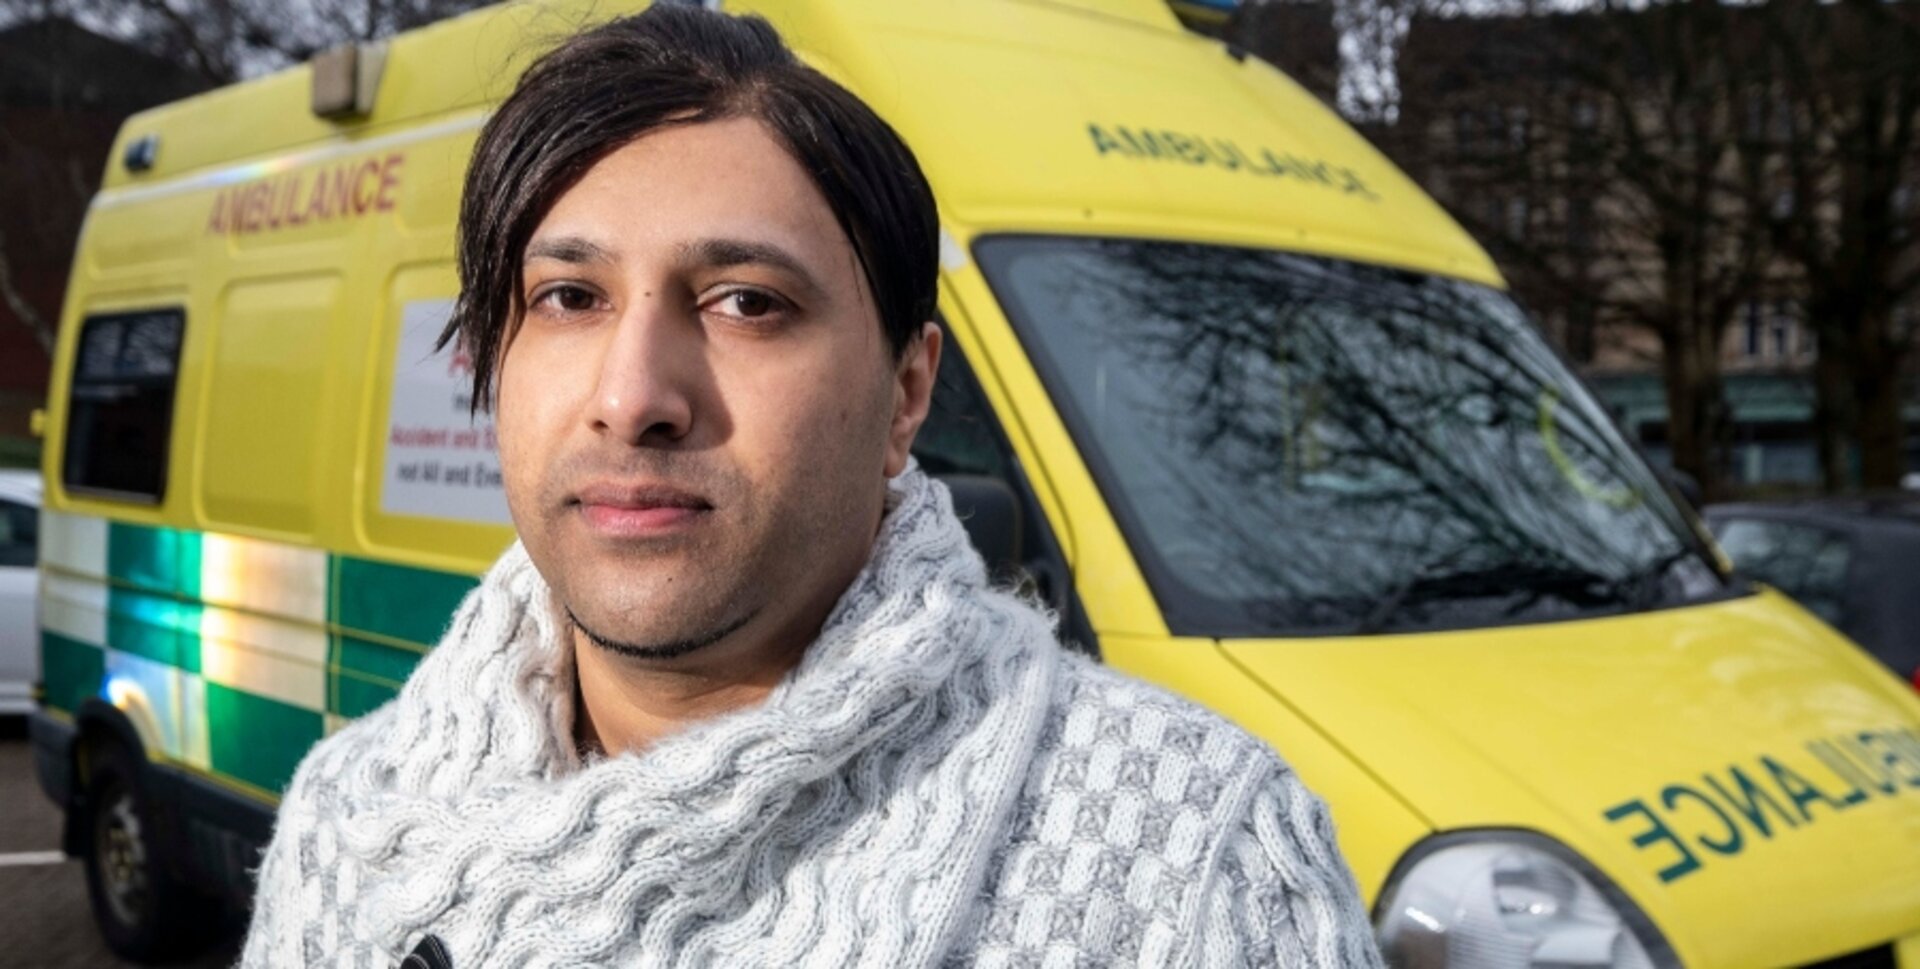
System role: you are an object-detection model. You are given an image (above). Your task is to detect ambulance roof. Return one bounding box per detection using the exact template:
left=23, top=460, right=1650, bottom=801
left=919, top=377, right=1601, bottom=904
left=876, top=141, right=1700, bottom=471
left=101, top=0, right=1500, bottom=286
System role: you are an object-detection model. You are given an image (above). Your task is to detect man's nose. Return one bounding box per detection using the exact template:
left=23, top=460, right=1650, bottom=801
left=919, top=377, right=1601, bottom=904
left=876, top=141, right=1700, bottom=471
left=585, top=296, right=697, bottom=445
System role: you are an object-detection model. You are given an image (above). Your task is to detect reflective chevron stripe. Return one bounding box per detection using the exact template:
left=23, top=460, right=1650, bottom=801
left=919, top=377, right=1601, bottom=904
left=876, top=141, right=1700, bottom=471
left=37, top=512, right=478, bottom=798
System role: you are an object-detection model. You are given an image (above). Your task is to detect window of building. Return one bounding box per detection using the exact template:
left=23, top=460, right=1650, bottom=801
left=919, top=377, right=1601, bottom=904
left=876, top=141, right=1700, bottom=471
left=1743, top=93, right=1766, bottom=140
left=1742, top=301, right=1764, bottom=357
left=1567, top=199, right=1592, bottom=253
left=1506, top=105, right=1530, bottom=151
left=1544, top=310, right=1567, bottom=348
left=1771, top=95, right=1795, bottom=142
left=62, top=308, right=184, bottom=502
left=1895, top=184, right=1915, bottom=243
left=1505, top=196, right=1529, bottom=239
left=1566, top=299, right=1597, bottom=364
left=1770, top=300, right=1794, bottom=360
left=1454, top=109, right=1477, bottom=152
left=1741, top=90, right=1792, bottom=143
left=1572, top=98, right=1599, bottom=130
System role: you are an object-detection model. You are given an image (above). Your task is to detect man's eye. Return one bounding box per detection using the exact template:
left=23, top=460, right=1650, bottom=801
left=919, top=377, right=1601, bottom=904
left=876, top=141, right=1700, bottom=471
left=707, top=288, right=788, bottom=323
left=535, top=285, right=600, bottom=313
left=727, top=290, right=774, bottom=317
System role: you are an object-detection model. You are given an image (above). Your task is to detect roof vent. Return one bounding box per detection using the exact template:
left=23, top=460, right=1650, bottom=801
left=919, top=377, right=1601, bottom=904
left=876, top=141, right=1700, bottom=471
left=311, top=42, right=387, bottom=119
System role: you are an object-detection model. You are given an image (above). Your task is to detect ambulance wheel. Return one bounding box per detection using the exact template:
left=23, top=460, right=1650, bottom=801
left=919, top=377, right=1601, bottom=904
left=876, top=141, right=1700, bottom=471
left=81, top=742, right=214, bottom=963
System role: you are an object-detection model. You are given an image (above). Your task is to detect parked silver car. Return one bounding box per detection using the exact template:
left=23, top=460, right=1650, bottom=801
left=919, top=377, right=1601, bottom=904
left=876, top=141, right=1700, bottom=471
left=0, top=469, right=40, bottom=715
left=1706, top=493, right=1920, bottom=692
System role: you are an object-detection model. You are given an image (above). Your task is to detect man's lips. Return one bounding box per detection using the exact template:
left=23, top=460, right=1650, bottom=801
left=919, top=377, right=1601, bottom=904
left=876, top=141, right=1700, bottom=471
left=573, top=482, right=713, bottom=537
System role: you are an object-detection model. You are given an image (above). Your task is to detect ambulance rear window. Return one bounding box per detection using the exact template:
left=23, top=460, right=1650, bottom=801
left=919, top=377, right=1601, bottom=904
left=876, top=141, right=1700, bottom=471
left=63, top=309, right=184, bottom=503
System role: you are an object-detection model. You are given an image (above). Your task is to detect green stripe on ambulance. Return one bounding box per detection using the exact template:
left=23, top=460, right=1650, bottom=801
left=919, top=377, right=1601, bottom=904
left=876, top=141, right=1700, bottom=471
left=37, top=513, right=477, bottom=798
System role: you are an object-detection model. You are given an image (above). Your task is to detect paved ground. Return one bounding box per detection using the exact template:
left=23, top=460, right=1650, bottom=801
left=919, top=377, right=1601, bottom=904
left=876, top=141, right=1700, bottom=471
left=0, top=719, right=241, bottom=968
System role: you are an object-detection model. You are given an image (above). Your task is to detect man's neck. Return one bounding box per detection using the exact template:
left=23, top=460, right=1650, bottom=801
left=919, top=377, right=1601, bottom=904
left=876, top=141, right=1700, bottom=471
left=569, top=614, right=817, bottom=758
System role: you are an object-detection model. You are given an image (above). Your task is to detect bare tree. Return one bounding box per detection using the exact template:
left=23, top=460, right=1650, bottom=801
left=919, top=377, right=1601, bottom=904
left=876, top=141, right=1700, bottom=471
left=0, top=0, right=488, bottom=386
left=0, top=224, right=61, bottom=354
left=1561, top=0, right=1773, bottom=502
left=1755, top=0, right=1920, bottom=490
left=9, top=0, right=491, bottom=85
left=1241, top=0, right=1771, bottom=500
left=0, top=2, right=186, bottom=358
left=164, top=0, right=494, bottom=81
left=0, top=0, right=75, bottom=353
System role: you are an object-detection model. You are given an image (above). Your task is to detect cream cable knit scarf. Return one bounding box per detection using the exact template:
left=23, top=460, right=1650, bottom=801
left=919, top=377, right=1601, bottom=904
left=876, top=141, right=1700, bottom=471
left=242, top=468, right=1384, bottom=968
left=245, top=468, right=1056, bottom=967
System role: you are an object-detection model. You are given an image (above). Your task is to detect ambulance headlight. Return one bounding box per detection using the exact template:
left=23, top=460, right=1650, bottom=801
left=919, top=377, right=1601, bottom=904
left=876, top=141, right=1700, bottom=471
left=1375, top=833, right=1678, bottom=969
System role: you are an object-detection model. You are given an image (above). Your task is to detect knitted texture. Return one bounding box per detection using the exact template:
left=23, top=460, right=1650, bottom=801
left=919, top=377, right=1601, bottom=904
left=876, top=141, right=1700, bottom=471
left=241, top=468, right=1383, bottom=968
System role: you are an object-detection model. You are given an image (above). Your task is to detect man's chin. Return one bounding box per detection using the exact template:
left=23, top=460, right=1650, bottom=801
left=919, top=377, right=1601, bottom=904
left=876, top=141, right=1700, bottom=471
left=565, top=604, right=753, bottom=663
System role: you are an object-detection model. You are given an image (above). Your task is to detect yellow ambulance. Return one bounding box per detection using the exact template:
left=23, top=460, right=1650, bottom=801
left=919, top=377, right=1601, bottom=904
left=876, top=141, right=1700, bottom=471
left=28, top=0, right=1920, bottom=964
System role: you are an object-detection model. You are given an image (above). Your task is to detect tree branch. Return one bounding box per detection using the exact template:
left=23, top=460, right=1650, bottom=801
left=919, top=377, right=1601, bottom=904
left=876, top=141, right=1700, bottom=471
left=0, top=228, right=54, bottom=355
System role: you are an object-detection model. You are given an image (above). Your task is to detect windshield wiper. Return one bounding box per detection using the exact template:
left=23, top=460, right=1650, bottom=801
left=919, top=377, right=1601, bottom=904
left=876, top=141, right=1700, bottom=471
left=1354, top=560, right=1620, bottom=635
left=1353, top=547, right=1709, bottom=636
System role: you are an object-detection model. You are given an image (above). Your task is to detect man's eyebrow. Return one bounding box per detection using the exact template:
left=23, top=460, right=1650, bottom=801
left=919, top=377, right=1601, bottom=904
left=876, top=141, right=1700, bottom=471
left=524, top=236, right=616, bottom=266
left=679, top=238, right=825, bottom=296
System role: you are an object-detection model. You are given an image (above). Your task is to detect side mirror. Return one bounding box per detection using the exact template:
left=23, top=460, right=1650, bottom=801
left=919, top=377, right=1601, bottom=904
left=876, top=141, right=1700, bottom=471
left=937, top=474, right=1024, bottom=575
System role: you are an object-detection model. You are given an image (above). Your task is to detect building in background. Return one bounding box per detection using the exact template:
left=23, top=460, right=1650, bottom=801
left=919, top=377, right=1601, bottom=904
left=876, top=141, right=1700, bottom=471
left=0, top=17, right=207, bottom=466
left=1232, top=0, right=1920, bottom=494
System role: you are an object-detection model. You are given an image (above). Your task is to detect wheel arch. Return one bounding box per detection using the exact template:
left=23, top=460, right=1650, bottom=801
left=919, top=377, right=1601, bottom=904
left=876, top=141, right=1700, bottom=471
left=67, top=698, right=154, bottom=857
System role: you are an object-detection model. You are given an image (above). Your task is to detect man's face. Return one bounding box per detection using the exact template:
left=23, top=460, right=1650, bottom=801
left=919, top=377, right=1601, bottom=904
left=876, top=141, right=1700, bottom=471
left=495, top=116, right=936, bottom=661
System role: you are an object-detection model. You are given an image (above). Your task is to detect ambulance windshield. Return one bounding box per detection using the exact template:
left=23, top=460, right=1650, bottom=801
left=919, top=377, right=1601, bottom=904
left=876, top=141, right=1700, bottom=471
left=976, top=235, right=1732, bottom=637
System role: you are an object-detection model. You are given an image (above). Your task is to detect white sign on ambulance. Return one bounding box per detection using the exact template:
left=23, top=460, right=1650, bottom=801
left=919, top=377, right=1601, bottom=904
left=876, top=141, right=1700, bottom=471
left=380, top=298, right=513, bottom=525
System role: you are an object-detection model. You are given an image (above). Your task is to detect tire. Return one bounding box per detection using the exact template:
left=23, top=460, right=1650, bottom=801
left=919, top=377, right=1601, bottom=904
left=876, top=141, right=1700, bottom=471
left=80, top=741, right=218, bottom=963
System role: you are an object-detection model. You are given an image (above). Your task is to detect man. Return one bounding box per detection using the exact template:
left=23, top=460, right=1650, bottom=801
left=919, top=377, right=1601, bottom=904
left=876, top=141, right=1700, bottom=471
left=242, top=6, right=1382, bottom=966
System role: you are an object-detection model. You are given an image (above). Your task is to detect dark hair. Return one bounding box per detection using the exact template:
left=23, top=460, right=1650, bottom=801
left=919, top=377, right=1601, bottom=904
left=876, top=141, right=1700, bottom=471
left=442, top=3, right=939, bottom=410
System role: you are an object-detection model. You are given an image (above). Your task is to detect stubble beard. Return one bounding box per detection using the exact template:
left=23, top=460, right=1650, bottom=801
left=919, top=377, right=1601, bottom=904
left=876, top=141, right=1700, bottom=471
left=565, top=602, right=756, bottom=662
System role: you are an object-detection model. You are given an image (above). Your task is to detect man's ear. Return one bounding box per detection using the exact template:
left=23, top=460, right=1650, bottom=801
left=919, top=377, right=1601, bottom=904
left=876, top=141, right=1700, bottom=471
left=884, top=321, right=942, bottom=477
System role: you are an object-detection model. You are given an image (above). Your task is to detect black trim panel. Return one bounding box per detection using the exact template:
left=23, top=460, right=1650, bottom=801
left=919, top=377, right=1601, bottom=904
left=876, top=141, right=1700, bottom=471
left=28, top=710, right=76, bottom=822
left=145, top=762, right=274, bottom=909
